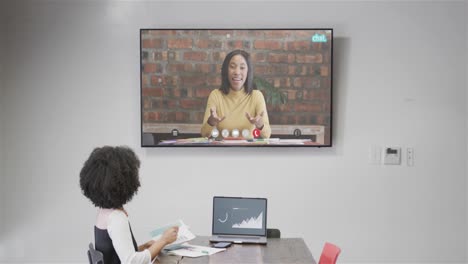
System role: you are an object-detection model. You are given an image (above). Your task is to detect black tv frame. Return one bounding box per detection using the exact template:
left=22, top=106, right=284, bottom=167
left=140, top=28, right=333, bottom=148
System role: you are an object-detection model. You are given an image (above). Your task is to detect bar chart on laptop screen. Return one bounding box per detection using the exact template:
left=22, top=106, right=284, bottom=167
left=213, top=197, right=266, bottom=235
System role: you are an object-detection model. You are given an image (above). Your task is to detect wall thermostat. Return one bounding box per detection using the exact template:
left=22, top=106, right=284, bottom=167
left=383, top=147, right=401, bottom=165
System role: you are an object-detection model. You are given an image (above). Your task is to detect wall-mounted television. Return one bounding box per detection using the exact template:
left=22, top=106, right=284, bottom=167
left=140, top=28, right=332, bottom=147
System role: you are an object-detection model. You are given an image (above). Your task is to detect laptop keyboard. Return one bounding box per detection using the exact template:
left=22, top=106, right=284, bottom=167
left=218, top=235, right=260, bottom=240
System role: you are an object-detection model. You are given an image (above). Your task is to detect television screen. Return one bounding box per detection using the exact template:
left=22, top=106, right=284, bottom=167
left=140, top=29, right=332, bottom=147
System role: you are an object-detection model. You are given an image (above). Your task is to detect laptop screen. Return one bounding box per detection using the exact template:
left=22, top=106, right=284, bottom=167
left=212, top=196, right=267, bottom=236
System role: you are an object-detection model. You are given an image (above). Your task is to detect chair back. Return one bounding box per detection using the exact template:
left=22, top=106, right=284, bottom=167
left=87, top=243, right=104, bottom=264
left=266, top=228, right=281, bottom=238
left=318, top=242, right=341, bottom=264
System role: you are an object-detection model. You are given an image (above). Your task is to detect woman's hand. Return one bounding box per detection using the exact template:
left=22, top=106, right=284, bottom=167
left=207, top=107, right=225, bottom=126
left=162, top=226, right=179, bottom=245
left=245, top=111, right=265, bottom=129
left=145, top=226, right=179, bottom=259
left=138, top=240, right=155, bottom=251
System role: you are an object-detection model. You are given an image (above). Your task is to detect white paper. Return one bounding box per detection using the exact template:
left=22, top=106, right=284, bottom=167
left=149, top=220, right=196, bottom=249
left=167, top=243, right=226, bottom=258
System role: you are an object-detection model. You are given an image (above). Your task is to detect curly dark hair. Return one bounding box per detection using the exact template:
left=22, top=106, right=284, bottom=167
left=220, top=49, right=256, bottom=95
left=79, top=146, right=141, bottom=209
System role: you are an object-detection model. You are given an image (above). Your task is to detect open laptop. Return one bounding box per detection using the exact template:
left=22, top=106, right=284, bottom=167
left=210, top=196, right=267, bottom=244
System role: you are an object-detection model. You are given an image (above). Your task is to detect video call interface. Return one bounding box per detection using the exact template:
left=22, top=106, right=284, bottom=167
left=141, top=29, right=333, bottom=147
left=213, top=197, right=267, bottom=236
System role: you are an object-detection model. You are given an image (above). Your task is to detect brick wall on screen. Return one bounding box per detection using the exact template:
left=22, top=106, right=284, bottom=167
left=141, top=30, right=331, bottom=127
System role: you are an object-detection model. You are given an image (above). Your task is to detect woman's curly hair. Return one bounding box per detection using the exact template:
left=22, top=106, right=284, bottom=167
left=79, top=146, right=141, bottom=209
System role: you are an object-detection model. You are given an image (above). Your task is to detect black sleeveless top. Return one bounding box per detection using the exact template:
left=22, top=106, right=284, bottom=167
left=94, top=224, right=138, bottom=264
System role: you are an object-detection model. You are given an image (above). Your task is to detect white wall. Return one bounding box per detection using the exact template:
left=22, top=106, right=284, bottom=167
left=0, top=2, right=6, bottom=256
left=0, top=0, right=6, bottom=259
left=465, top=1, right=468, bottom=260
left=1, top=1, right=466, bottom=263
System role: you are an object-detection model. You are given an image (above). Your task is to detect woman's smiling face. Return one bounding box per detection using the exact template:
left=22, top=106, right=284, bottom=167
left=228, top=54, right=248, bottom=92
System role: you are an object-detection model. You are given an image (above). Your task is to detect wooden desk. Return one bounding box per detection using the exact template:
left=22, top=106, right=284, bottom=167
left=156, top=236, right=316, bottom=264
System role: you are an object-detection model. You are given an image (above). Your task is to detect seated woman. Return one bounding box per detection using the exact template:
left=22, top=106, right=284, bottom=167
left=79, top=146, right=178, bottom=264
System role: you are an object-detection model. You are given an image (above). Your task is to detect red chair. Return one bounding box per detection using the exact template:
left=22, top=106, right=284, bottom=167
left=318, top=242, right=341, bottom=264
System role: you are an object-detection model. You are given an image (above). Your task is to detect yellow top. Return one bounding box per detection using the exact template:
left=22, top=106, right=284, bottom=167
left=201, top=89, right=271, bottom=139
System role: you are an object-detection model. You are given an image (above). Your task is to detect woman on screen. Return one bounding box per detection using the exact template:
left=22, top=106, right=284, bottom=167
left=79, top=146, right=178, bottom=264
left=201, top=49, right=271, bottom=139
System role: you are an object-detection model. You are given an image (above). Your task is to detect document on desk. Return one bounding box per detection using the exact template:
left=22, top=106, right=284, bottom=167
left=150, top=220, right=195, bottom=250
left=167, top=243, right=226, bottom=258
